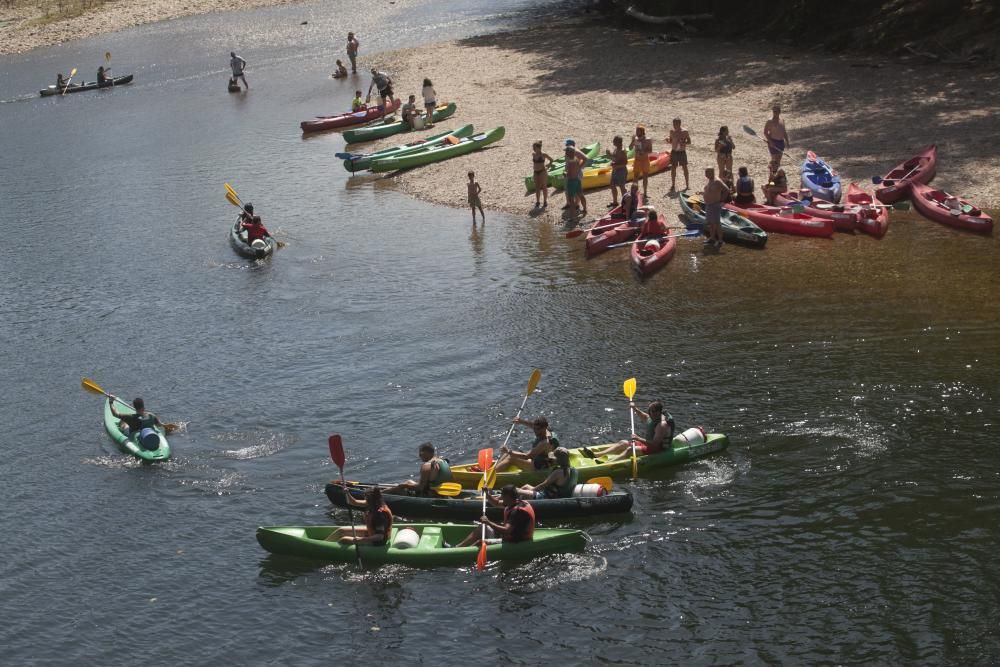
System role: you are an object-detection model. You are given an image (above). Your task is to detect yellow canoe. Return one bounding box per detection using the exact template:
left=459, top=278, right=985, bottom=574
left=580, top=151, right=671, bottom=190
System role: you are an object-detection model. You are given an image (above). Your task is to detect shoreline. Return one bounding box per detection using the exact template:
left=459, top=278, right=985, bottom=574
left=0, top=0, right=302, bottom=56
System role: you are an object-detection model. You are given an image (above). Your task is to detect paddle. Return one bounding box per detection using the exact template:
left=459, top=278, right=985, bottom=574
left=224, top=184, right=286, bottom=248
left=586, top=476, right=614, bottom=492
left=871, top=163, right=923, bottom=192
left=476, top=447, right=494, bottom=572
left=742, top=124, right=794, bottom=160
left=624, top=378, right=638, bottom=479
left=80, top=377, right=180, bottom=434
left=477, top=464, right=497, bottom=492
left=340, top=480, right=463, bottom=497
left=566, top=218, right=633, bottom=239
left=61, top=68, right=77, bottom=96
left=328, top=435, right=363, bottom=567
left=105, top=52, right=113, bottom=87
left=606, top=230, right=699, bottom=249
left=815, top=201, right=909, bottom=211
left=499, top=369, right=543, bottom=453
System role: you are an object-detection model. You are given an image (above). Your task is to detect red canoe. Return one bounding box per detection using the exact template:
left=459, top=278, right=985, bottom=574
left=727, top=202, right=835, bottom=237
left=630, top=230, right=677, bottom=279
left=845, top=183, right=890, bottom=239
left=910, top=183, right=993, bottom=234
left=875, top=144, right=937, bottom=204
left=585, top=192, right=643, bottom=257
left=774, top=190, right=858, bottom=233
left=300, top=98, right=402, bottom=133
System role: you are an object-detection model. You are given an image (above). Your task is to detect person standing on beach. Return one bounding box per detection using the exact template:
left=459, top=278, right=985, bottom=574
left=531, top=141, right=553, bottom=209
left=563, top=140, right=589, bottom=217
left=366, top=68, right=395, bottom=121
left=421, top=78, right=437, bottom=128
left=764, top=105, right=790, bottom=176
left=607, top=135, right=629, bottom=208
left=346, top=32, right=359, bottom=73
left=668, top=118, right=691, bottom=193
left=702, top=167, right=730, bottom=249
left=229, top=52, right=248, bottom=90
left=629, top=126, right=653, bottom=200
left=714, top=126, right=735, bottom=181
left=468, top=171, right=485, bottom=224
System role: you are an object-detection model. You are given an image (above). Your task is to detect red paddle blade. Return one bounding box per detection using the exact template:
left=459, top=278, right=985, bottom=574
left=476, top=541, right=488, bottom=571
left=477, top=448, right=493, bottom=472
left=328, top=435, right=345, bottom=471
left=565, top=228, right=585, bottom=239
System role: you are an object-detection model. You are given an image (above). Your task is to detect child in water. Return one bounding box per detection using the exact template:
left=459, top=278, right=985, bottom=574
left=468, top=171, right=485, bottom=224
left=332, top=60, right=349, bottom=78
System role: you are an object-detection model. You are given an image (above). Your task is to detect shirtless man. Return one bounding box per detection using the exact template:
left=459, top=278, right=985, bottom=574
left=563, top=140, right=589, bottom=216
left=702, top=167, right=730, bottom=249
left=763, top=104, right=790, bottom=176
left=667, top=118, right=691, bottom=192
left=346, top=32, right=360, bottom=73
left=629, top=126, right=653, bottom=199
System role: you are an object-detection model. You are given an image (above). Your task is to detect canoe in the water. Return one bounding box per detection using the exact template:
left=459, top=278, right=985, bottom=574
left=679, top=190, right=768, bottom=248
left=299, top=98, right=402, bottom=133
left=229, top=219, right=275, bottom=259
left=103, top=399, right=170, bottom=462
left=40, top=74, right=134, bottom=96
left=910, top=182, right=993, bottom=234
left=256, top=523, right=588, bottom=565
left=342, top=102, right=457, bottom=143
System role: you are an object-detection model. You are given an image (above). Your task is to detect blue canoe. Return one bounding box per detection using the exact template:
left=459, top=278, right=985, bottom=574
left=801, top=154, right=842, bottom=204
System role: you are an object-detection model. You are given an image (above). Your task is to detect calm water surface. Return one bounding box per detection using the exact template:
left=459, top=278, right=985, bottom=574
left=1, top=1, right=998, bottom=663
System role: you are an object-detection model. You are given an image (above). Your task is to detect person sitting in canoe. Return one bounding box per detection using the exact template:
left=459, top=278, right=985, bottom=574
left=494, top=416, right=558, bottom=472
left=325, top=487, right=393, bottom=546
left=516, top=447, right=577, bottom=499
left=597, top=401, right=676, bottom=461
left=241, top=215, right=270, bottom=245
left=762, top=168, right=788, bottom=206
left=56, top=73, right=67, bottom=89
left=450, top=484, right=535, bottom=547
left=332, top=60, right=348, bottom=78
left=638, top=207, right=668, bottom=237
left=617, top=184, right=645, bottom=225
left=108, top=397, right=164, bottom=448
left=351, top=90, right=366, bottom=112
left=400, top=94, right=418, bottom=128
left=97, top=66, right=110, bottom=86
left=383, top=443, right=453, bottom=495
left=734, top=166, right=756, bottom=205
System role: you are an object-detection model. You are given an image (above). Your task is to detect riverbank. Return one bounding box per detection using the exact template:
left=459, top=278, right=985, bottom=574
left=0, top=0, right=302, bottom=56
left=365, top=22, right=1000, bottom=220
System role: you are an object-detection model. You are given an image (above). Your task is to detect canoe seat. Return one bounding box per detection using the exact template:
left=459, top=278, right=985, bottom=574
left=417, top=526, right=444, bottom=549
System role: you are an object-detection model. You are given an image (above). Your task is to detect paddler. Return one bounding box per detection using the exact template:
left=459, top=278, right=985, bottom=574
left=449, top=484, right=536, bottom=547
left=516, top=447, right=577, bottom=499
left=107, top=397, right=165, bottom=445
left=56, top=73, right=67, bottom=89
left=326, top=487, right=393, bottom=546
left=494, top=416, right=559, bottom=472
left=241, top=215, right=270, bottom=245
left=383, top=443, right=453, bottom=495
left=96, top=66, right=110, bottom=86
left=600, top=401, right=676, bottom=461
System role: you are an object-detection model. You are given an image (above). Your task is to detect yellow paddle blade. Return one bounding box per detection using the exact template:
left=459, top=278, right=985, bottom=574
left=81, top=377, right=106, bottom=395
left=477, top=466, right=497, bottom=491
left=585, top=476, right=613, bottom=492
left=432, top=482, right=463, bottom=497
left=226, top=191, right=242, bottom=208
left=623, top=377, right=636, bottom=400
left=105, top=52, right=111, bottom=62
left=224, top=182, right=239, bottom=199
left=527, top=368, right=542, bottom=396
left=69, top=67, right=77, bottom=76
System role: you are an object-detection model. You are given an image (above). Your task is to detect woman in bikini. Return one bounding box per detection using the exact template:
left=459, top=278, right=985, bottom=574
left=531, top=141, right=553, bottom=208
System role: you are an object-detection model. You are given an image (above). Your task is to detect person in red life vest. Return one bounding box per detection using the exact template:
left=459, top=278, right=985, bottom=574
left=241, top=214, right=270, bottom=244
left=326, top=486, right=393, bottom=546
left=639, top=207, right=668, bottom=237
left=451, top=484, right=535, bottom=547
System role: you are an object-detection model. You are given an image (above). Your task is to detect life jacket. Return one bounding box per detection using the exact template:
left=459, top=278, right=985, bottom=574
left=503, top=500, right=536, bottom=542
left=547, top=466, right=579, bottom=498
left=365, top=504, right=393, bottom=546
left=644, top=414, right=675, bottom=453
left=242, top=221, right=269, bottom=243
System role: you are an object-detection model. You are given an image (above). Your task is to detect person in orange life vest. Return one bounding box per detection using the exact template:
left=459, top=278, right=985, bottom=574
left=639, top=207, right=667, bottom=237
left=241, top=215, right=270, bottom=244
left=598, top=401, right=676, bottom=462
left=451, top=484, right=536, bottom=547
left=326, top=486, right=393, bottom=546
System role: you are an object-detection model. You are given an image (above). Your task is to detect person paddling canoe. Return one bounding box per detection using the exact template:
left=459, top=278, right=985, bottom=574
left=108, top=397, right=165, bottom=447
left=516, top=447, right=577, bottom=499
left=494, top=416, right=558, bottom=472
left=97, top=66, right=110, bottom=86
left=241, top=215, right=270, bottom=245
left=599, top=400, right=676, bottom=461
left=450, top=484, right=536, bottom=547
left=325, top=486, right=393, bottom=546
left=383, top=443, right=453, bottom=495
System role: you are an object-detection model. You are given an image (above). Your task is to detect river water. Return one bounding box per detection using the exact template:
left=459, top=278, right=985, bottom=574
left=1, top=1, right=998, bottom=664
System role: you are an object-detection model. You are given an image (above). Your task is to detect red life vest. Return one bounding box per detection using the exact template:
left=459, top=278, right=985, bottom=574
left=503, top=500, right=536, bottom=543
left=242, top=221, right=269, bottom=243
left=365, top=504, right=393, bottom=545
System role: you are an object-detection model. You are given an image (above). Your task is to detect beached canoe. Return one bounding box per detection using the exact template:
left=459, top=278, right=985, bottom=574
left=679, top=191, right=768, bottom=248
left=300, top=98, right=402, bottom=133
left=579, top=151, right=669, bottom=191
left=524, top=142, right=601, bottom=193
left=548, top=147, right=634, bottom=191
left=631, top=228, right=677, bottom=279
left=40, top=74, right=133, bottom=96
left=773, top=190, right=857, bottom=232
left=448, top=432, right=729, bottom=488
left=585, top=192, right=644, bottom=257
left=845, top=183, right=890, bottom=238
left=103, top=399, right=171, bottom=462
left=875, top=145, right=937, bottom=204
left=325, top=482, right=633, bottom=521
left=229, top=219, right=276, bottom=260
left=256, top=523, right=587, bottom=566
left=727, top=202, right=835, bottom=238
left=339, top=124, right=475, bottom=172
left=369, top=126, right=505, bottom=172
left=800, top=154, right=842, bottom=203
left=343, top=102, right=457, bottom=143
left=910, top=183, right=993, bottom=234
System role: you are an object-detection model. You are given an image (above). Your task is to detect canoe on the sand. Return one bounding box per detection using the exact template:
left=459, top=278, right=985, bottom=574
left=875, top=144, right=937, bottom=204
left=910, top=183, right=993, bottom=234
left=585, top=191, right=644, bottom=257
left=300, top=98, right=402, bottom=133
left=369, top=127, right=505, bottom=172
left=678, top=191, right=768, bottom=248
left=548, top=147, right=635, bottom=191
left=256, top=523, right=587, bottom=565
left=338, top=124, right=474, bottom=172
left=800, top=154, right=842, bottom=204
left=342, top=102, right=457, bottom=143
left=727, top=202, right=835, bottom=238
left=773, top=190, right=857, bottom=233
left=846, top=183, right=890, bottom=238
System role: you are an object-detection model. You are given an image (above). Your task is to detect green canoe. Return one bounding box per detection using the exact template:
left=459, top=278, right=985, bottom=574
left=370, top=126, right=505, bottom=173
left=338, top=124, right=475, bottom=172
left=256, top=523, right=587, bottom=566
left=678, top=190, right=769, bottom=248
left=523, top=142, right=601, bottom=193
left=449, top=432, right=729, bottom=488
left=548, top=147, right=634, bottom=190
left=103, top=400, right=171, bottom=462
left=342, top=102, right=458, bottom=144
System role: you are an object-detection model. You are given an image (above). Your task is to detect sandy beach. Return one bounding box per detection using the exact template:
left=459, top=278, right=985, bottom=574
left=363, top=23, right=1000, bottom=219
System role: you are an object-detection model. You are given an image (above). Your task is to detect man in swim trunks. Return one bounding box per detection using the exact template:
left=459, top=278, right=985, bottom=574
left=562, top=140, right=589, bottom=217
left=383, top=442, right=453, bottom=495
left=346, top=32, right=359, bottom=73
left=702, top=167, right=730, bottom=249
left=629, top=125, right=653, bottom=199
left=366, top=68, right=394, bottom=120
left=229, top=52, right=248, bottom=90
left=764, top=104, right=790, bottom=176
left=607, top=135, right=629, bottom=208
left=494, top=416, right=559, bottom=472
left=668, top=118, right=691, bottom=192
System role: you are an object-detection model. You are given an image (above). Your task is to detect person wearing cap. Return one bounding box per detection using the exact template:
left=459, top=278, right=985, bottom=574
left=449, top=484, right=536, bottom=547
left=562, top=139, right=589, bottom=216
left=494, top=416, right=559, bottom=472
left=516, top=447, right=578, bottom=499
left=366, top=68, right=395, bottom=120
left=239, top=202, right=254, bottom=225
left=229, top=51, right=248, bottom=90
left=382, top=443, right=453, bottom=495
left=599, top=401, right=676, bottom=461
left=108, top=397, right=164, bottom=446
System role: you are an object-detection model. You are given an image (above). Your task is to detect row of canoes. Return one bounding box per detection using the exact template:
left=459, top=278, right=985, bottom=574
left=337, top=124, right=505, bottom=173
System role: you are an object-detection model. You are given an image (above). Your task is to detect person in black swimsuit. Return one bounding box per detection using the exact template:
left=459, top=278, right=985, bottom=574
left=531, top=141, right=553, bottom=208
